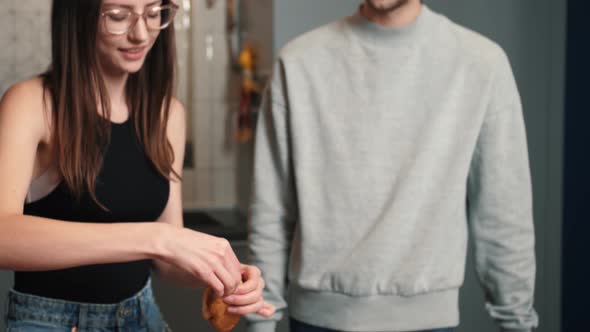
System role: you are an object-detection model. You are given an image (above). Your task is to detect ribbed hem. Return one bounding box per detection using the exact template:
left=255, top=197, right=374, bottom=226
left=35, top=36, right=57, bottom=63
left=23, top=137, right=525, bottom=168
left=289, top=285, right=459, bottom=332
left=246, top=320, right=278, bottom=332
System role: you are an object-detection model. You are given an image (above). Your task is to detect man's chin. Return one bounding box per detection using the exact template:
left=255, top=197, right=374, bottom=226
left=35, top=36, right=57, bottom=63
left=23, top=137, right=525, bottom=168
left=366, top=0, right=410, bottom=13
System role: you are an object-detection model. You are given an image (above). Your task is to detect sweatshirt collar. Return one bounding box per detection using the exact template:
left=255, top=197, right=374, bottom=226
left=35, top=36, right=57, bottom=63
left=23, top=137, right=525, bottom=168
left=346, top=4, right=436, bottom=47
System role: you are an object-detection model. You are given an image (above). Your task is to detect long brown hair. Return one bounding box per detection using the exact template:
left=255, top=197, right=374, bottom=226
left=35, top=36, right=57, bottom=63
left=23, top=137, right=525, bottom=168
left=42, top=0, right=178, bottom=206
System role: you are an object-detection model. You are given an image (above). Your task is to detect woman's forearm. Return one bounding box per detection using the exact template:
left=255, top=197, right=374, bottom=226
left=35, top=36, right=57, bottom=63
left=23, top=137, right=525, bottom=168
left=0, top=213, right=169, bottom=271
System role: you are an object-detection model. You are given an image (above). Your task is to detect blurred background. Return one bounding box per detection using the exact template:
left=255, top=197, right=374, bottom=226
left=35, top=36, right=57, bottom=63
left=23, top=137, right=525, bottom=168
left=0, top=0, right=586, bottom=331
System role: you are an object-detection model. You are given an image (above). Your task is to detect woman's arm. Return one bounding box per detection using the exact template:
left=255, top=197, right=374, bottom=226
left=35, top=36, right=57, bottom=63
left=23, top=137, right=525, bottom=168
left=151, top=97, right=206, bottom=288
left=0, top=79, right=166, bottom=270
left=0, top=80, right=242, bottom=297
left=151, top=98, right=243, bottom=294
left=152, top=98, right=274, bottom=316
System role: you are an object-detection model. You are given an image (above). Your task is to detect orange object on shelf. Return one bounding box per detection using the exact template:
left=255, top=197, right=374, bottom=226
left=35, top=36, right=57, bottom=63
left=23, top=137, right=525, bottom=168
left=236, top=43, right=262, bottom=144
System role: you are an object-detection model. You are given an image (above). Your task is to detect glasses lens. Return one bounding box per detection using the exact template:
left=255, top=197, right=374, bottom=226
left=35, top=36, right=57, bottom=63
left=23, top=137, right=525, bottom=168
left=104, top=9, right=131, bottom=34
left=146, top=7, right=176, bottom=30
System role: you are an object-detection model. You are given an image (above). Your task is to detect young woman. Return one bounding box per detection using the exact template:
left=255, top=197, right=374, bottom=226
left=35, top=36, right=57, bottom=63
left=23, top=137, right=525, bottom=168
left=0, top=0, right=274, bottom=330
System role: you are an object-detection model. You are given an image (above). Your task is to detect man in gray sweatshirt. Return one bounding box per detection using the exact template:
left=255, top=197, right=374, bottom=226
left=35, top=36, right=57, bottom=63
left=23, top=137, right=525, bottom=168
left=246, top=1, right=539, bottom=331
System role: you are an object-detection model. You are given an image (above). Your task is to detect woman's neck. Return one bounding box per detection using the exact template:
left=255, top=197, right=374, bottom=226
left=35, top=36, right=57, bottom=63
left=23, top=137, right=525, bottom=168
left=101, top=69, right=130, bottom=122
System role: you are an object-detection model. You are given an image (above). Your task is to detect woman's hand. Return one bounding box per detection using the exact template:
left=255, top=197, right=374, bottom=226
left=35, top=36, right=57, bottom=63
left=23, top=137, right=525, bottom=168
left=159, top=225, right=243, bottom=298
left=222, top=264, right=276, bottom=317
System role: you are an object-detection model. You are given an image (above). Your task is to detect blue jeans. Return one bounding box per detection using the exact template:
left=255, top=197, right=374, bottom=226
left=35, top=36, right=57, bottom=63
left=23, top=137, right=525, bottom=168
left=290, top=318, right=455, bottom=332
left=3, top=279, right=170, bottom=332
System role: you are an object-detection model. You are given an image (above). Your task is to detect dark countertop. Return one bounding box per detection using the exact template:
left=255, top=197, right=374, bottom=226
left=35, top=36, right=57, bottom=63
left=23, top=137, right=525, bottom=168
left=183, top=209, right=248, bottom=242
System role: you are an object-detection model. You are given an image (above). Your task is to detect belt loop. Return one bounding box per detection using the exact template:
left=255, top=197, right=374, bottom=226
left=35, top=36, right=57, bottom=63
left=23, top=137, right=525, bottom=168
left=116, top=304, right=123, bottom=332
left=144, top=277, right=152, bottom=299
left=2, top=292, right=9, bottom=325
left=138, top=294, right=148, bottom=328
left=139, top=277, right=151, bottom=329
left=77, top=305, right=88, bottom=331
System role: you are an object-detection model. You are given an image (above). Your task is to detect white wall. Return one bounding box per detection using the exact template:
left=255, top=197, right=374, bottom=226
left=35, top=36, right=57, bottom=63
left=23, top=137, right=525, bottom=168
left=180, top=0, right=274, bottom=211
left=0, top=0, right=51, bottom=96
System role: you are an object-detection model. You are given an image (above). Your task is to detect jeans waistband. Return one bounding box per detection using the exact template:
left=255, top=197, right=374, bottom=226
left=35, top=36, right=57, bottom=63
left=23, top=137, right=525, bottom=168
left=6, top=278, right=154, bottom=329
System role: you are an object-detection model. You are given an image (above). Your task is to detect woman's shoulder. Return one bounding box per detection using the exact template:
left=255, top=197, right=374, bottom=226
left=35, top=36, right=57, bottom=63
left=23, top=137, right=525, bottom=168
left=2, top=77, right=47, bottom=106
left=168, top=97, right=185, bottom=117
left=165, top=97, right=186, bottom=161
left=0, top=77, right=51, bottom=142
left=166, top=97, right=186, bottom=131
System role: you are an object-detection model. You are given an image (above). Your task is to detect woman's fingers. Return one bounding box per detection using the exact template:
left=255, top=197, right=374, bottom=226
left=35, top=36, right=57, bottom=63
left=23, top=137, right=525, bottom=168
left=214, top=262, right=240, bottom=297
left=216, top=239, right=242, bottom=295
left=204, top=262, right=275, bottom=318
left=234, top=264, right=261, bottom=295
left=224, top=281, right=263, bottom=306
left=257, top=301, right=276, bottom=318
left=201, top=269, right=225, bottom=298
left=166, top=229, right=242, bottom=297
left=225, top=248, right=243, bottom=285
left=213, top=238, right=242, bottom=296
left=184, top=233, right=241, bottom=297
left=226, top=299, right=264, bottom=315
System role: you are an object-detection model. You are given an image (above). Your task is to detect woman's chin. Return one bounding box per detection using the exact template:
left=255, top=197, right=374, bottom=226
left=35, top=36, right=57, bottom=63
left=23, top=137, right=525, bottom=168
left=121, top=62, right=145, bottom=74
left=114, top=58, right=147, bottom=75
left=125, top=66, right=143, bottom=74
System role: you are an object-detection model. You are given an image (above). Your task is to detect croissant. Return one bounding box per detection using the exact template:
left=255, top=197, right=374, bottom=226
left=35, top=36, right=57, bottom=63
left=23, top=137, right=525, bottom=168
left=202, top=287, right=241, bottom=332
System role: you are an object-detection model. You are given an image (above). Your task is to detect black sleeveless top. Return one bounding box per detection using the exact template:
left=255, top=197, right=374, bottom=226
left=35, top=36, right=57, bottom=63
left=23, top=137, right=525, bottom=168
left=15, top=120, right=170, bottom=304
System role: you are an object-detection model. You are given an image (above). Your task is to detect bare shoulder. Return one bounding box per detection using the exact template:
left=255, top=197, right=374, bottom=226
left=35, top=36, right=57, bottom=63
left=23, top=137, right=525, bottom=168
left=165, top=97, right=187, bottom=175
left=1, top=77, right=49, bottom=115
left=0, top=77, right=51, bottom=142
left=166, top=97, right=186, bottom=136
left=168, top=97, right=186, bottom=124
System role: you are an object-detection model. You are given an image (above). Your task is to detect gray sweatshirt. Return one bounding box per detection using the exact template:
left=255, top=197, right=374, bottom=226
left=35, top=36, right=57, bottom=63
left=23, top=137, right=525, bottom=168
left=247, top=5, right=538, bottom=332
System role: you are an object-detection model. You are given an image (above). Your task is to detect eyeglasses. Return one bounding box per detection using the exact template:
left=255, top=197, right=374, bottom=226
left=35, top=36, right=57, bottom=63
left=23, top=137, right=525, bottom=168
left=100, top=2, right=179, bottom=35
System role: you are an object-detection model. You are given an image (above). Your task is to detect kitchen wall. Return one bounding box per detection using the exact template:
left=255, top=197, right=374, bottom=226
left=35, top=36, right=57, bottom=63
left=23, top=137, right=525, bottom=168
left=0, top=0, right=51, bottom=96
left=179, top=0, right=274, bottom=212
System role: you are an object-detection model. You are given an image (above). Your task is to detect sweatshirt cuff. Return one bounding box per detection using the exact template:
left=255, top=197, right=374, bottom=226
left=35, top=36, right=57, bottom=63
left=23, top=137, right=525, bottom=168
left=246, top=320, right=278, bottom=332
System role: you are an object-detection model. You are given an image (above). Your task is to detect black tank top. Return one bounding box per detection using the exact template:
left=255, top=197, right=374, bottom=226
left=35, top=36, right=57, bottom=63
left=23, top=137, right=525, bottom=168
left=15, top=120, right=170, bottom=304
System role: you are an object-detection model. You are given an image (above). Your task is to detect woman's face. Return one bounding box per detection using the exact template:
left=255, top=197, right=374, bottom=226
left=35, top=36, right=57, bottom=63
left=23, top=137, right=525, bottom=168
left=97, top=0, right=168, bottom=75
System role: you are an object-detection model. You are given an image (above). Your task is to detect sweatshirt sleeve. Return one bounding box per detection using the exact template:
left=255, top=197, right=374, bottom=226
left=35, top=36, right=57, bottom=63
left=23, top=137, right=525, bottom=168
left=467, top=50, right=539, bottom=332
left=246, top=60, right=297, bottom=332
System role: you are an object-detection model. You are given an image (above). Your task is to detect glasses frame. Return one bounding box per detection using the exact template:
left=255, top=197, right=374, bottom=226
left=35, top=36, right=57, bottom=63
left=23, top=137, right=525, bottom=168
left=100, top=2, right=180, bottom=36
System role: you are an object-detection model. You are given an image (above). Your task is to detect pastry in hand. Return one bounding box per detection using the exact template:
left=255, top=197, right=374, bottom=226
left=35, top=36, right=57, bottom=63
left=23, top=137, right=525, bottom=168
left=202, top=287, right=241, bottom=332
